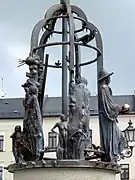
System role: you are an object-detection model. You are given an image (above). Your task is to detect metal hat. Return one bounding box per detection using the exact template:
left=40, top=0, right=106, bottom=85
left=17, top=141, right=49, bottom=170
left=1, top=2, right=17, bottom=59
left=21, top=82, right=28, bottom=88
left=98, top=69, right=114, bottom=81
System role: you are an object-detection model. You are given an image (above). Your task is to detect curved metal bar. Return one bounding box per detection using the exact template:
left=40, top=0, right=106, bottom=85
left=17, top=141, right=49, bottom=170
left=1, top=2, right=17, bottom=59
left=45, top=15, right=86, bottom=34
left=37, top=3, right=66, bottom=112
left=45, top=15, right=87, bottom=26
left=86, top=21, right=103, bottom=71
left=33, top=41, right=70, bottom=52
left=30, top=19, right=46, bottom=52
left=44, top=4, right=63, bottom=20
left=33, top=41, right=101, bottom=55
left=37, top=29, right=53, bottom=62
left=45, top=57, right=98, bottom=68
left=80, top=58, right=98, bottom=67
left=31, top=4, right=65, bottom=54
left=86, top=21, right=103, bottom=153
left=44, top=4, right=88, bottom=26
left=46, top=27, right=84, bottom=35
left=31, top=5, right=64, bottom=54
left=71, top=5, right=88, bottom=22
left=77, top=42, right=102, bottom=55
left=42, top=41, right=101, bottom=69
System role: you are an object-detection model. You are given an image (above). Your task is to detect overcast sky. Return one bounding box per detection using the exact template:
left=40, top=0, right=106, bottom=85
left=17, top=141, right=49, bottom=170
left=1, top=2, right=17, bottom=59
left=0, top=0, right=135, bottom=98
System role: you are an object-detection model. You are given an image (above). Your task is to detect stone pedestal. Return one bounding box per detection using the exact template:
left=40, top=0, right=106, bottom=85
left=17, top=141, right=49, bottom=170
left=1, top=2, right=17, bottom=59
left=6, top=160, right=120, bottom=180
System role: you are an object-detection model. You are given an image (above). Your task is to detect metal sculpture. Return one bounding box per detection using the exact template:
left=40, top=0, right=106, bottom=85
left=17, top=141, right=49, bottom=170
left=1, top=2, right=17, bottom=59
left=11, top=0, right=103, bottom=163
left=10, top=0, right=134, bottom=164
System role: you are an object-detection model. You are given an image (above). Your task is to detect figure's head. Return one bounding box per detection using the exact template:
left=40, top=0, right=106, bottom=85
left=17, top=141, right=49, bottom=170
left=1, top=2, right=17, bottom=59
left=76, top=75, right=88, bottom=86
left=60, top=114, right=67, bottom=122
left=22, top=82, right=29, bottom=92
left=98, top=69, right=114, bottom=85
left=29, top=85, right=38, bottom=95
left=15, top=125, right=21, bottom=132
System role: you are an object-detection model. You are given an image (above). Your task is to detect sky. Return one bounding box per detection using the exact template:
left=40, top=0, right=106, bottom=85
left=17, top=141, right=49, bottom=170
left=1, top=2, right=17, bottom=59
left=0, top=0, right=135, bottom=98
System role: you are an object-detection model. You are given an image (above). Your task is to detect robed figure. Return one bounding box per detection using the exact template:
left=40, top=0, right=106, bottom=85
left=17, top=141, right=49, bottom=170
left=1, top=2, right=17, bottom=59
left=22, top=84, right=44, bottom=161
left=98, top=69, right=126, bottom=163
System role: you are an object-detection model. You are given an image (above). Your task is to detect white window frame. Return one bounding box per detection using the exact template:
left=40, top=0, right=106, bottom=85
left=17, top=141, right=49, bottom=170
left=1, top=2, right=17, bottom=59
left=120, top=164, right=129, bottom=180
left=0, top=133, right=5, bottom=152
left=0, top=164, right=4, bottom=180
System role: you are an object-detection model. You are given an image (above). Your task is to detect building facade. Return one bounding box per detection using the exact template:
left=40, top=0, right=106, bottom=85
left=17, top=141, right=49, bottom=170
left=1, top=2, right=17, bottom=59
left=0, top=95, right=135, bottom=180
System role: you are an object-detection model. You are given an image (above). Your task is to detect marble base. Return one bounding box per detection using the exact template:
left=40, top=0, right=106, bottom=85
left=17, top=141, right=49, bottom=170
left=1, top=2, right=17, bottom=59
left=6, top=160, right=121, bottom=180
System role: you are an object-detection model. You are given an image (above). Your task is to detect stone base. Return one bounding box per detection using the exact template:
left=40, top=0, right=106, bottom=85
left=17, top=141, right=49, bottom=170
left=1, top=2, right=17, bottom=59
left=6, top=160, right=121, bottom=180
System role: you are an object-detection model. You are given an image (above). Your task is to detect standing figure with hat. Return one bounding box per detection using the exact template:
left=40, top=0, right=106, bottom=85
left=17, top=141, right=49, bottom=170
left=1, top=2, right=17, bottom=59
left=98, top=69, right=128, bottom=163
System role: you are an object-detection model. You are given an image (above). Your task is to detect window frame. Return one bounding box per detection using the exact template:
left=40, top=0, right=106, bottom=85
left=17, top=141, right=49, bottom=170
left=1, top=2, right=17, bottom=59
left=0, top=165, right=4, bottom=180
left=0, top=133, right=5, bottom=152
left=48, top=132, right=58, bottom=150
left=120, top=163, right=129, bottom=180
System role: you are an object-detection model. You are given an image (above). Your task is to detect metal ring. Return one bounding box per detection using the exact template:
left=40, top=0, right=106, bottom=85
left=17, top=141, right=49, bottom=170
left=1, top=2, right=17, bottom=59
left=33, top=41, right=102, bottom=68
left=44, top=57, right=99, bottom=69
left=44, top=15, right=87, bottom=34
left=74, top=42, right=102, bottom=55
left=33, top=41, right=101, bottom=55
left=45, top=27, right=84, bottom=34
left=33, top=41, right=70, bottom=52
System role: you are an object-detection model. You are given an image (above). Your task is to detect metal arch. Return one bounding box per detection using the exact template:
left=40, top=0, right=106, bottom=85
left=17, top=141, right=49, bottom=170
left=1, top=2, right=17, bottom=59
left=85, top=21, right=103, bottom=152
left=34, top=3, right=66, bottom=112
left=37, top=3, right=89, bottom=61
left=71, top=5, right=88, bottom=23
left=86, top=21, right=103, bottom=71
left=30, top=19, right=46, bottom=52
left=44, top=4, right=64, bottom=30
left=31, top=4, right=65, bottom=54
left=44, top=4, right=63, bottom=20
left=36, top=3, right=64, bottom=111
left=33, top=2, right=103, bottom=114
left=44, top=4, right=88, bottom=27
left=37, top=28, right=53, bottom=62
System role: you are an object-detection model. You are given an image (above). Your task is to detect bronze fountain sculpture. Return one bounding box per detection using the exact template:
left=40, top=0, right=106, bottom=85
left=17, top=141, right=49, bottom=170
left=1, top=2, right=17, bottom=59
left=9, top=0, right=131, bottom=166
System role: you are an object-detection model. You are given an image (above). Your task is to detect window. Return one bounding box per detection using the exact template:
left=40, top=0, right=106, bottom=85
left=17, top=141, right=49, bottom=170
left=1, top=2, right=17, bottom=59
left=0, top=167, right=3, bottom=180
left=48, top=132, right=57, bottom=150
left=0, top=136, right=4, bottom=152
left=121, top=164, right=129, bottom=180
left=89, top=129, right=92, bottom=146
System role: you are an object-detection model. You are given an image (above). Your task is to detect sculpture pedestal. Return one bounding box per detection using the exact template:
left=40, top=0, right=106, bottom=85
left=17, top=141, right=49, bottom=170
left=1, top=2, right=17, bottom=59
left=6, top=160, right=120, bottom=180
